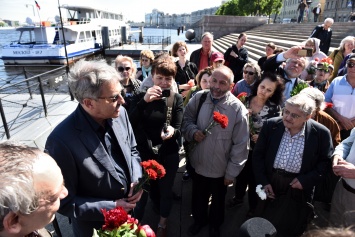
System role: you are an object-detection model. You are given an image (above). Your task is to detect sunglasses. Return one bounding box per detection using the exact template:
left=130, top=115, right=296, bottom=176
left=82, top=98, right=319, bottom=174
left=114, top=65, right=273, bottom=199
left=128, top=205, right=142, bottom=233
left=243, top=70, right=255, bottom=76
left=282, top=108, right=302, bottom=119
left=98, top=94, right=120, bottom=103
left=117, top=66, right=131, bottom=72
left=348, top=62, right=355, bottom=68
left=316, top=68, right=330, bottom=73
left=141, top=58, right=150, bottom=62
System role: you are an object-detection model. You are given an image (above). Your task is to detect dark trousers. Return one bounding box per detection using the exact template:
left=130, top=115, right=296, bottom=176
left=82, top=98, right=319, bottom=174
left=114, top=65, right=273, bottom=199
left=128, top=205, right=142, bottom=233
left=314, top=14, right=319, bottom=22
left=149, top=152, right=180, bottom=218
left=298, top=10, right=305, bottom=23
left=234, top=150, right=258, bottom=212
left=191, top=173, right=227, bottom=227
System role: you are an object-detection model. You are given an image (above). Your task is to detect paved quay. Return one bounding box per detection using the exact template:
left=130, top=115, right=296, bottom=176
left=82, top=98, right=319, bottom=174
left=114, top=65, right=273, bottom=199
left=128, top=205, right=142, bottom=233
left=1, top=41, right=332, bottom=237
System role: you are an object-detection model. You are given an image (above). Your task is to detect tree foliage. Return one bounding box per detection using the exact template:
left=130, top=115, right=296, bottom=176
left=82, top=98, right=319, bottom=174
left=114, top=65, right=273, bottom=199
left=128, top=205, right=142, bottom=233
left=215, top=0, right=282, bottom=17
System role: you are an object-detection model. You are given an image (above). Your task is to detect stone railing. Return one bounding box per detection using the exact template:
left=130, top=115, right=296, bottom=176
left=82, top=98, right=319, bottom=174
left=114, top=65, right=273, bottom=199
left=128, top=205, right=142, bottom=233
left=191, top=15, right=268, bottom=41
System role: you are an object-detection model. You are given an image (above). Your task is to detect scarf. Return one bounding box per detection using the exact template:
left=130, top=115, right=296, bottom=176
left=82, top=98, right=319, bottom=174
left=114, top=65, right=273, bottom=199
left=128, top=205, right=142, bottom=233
left=142, top=66, right=152, bottom=79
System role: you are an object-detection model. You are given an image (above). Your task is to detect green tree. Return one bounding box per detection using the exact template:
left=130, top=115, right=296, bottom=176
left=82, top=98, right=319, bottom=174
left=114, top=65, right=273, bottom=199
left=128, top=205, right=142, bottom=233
left=0, top=22, right=5, bottom=27
left=262, top=0, right=282, bottom=19
left=215, top=0, right=245, bottom=16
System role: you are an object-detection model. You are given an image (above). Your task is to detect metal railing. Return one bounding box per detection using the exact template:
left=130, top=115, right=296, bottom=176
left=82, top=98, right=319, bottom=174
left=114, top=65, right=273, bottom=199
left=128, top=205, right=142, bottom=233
left=0, top=65, right=73, bottom=139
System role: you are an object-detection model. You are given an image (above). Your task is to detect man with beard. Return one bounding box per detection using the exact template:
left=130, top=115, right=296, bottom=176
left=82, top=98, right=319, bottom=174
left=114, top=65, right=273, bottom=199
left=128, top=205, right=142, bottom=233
left=253, top=94, right=333, bottom=236
left=45, top=60, right=143, bottom=237
left=182, top=66, right=249, bottom=237
left=263, top=46, right=308, bottom=101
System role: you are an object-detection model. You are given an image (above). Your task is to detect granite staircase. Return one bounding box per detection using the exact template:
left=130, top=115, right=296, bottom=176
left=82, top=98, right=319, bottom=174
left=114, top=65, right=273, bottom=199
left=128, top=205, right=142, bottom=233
left=213, top=22, right=355, bottom=64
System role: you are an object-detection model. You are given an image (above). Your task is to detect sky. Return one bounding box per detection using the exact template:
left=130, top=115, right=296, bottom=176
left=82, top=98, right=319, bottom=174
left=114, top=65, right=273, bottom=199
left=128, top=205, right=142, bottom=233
left=0, top=0, right=222, bottom=23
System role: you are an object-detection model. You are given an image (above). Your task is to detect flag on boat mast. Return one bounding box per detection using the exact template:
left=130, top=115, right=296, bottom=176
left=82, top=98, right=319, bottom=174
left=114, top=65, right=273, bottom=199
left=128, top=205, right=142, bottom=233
left=35, top=1, right=41, bottom=10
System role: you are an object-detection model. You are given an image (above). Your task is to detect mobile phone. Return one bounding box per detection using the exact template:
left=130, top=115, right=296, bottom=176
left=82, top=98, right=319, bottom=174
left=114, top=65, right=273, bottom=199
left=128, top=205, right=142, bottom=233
left=161, top=89, right=171, bottom=98
left=297, top=47, right=313, bottom=57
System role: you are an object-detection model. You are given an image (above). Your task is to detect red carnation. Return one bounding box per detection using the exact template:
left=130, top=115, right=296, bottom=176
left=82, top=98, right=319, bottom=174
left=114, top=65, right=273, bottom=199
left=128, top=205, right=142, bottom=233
left=134, top=160, right=166, bottom=195
left=213, top=111, right=228, bottom=128
left=314, top=57, right=319, bottom=61
left=324, top=102, right=333, bottom=109
left=101, top=206, right=128, bottom=231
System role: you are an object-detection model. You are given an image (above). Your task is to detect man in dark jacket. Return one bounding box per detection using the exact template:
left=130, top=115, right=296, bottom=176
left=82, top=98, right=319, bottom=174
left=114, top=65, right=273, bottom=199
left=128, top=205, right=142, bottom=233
left=190, top=32, right=215, bottom=71
left=310, top=18, right=334, bottom=55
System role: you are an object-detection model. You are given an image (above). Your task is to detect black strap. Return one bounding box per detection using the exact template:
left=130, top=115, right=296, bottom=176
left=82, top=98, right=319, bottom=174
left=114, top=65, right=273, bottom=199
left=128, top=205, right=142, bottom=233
left=196, top=91, right=208, bottom=119
left=165, top=91, right=175, bottom=126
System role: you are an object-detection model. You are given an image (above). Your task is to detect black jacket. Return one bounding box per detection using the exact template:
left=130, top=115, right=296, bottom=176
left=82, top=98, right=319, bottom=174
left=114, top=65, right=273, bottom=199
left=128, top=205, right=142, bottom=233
left=189, top=48, right=214, bottom=70
left=175, top=60, right=198, bottom=86
left=224, top=45, right=248, bottom=82
left=310, top=25, right=332, bottom=55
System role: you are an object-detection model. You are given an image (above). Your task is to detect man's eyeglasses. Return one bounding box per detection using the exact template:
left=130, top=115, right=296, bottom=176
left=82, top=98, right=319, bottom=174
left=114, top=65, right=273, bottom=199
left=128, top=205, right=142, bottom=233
left=348, top=62, right=355, bottom=68
left=117, top=66, right=131, bottom=72
left=282, top=108, right=302, bottom=119
left=141, top=58, right=150, bottom=62
left=98, top=94, right=120, bottom=103
left=243, top=70, right=255, bottom=76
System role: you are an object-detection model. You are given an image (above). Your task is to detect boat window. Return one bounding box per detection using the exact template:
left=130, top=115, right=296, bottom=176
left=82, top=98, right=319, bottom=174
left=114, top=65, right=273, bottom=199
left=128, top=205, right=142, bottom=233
left=79, top=32, right=84, bottom=40
left=109, top=30, right=111, bottom=36
left=86, top=31, right=91, bottom=38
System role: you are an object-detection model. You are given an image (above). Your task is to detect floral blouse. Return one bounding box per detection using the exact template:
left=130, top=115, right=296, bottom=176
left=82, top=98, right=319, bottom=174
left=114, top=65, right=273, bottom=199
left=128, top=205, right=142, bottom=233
left=246, top=96, right=282, bottom=136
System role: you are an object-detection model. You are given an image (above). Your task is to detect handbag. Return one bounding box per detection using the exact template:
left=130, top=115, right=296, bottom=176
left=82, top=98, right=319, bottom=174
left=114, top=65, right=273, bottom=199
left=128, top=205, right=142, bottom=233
left=262, top=188, right=315, bottom=237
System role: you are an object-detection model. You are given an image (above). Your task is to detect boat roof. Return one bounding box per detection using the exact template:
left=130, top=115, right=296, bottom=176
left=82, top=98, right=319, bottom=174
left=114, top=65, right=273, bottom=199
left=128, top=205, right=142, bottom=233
left=60, top=4, right=122, bottom=15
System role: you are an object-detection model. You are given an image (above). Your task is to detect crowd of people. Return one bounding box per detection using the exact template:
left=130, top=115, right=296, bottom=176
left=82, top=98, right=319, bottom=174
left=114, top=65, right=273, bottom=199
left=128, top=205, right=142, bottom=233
left=1, top=26, right=355, bottom=237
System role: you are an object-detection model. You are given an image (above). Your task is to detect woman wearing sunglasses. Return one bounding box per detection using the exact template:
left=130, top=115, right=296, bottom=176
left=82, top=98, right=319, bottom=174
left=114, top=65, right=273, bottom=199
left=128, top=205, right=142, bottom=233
left=115, top=55, right=141, bottom=110
left=227, top=72, right=284, bottom=217
left=136, top=49, right=155, bottom=81
left=128, top=54, right=183, bottom=237
left=232, top=62, right=261, bottom=97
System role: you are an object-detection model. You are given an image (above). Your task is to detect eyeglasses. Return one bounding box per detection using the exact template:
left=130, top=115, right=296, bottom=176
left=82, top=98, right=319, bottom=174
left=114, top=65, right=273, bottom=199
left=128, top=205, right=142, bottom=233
left=316, top=68, right=330, bottom=73
left=117, top=66, right=131, bottom=72
left=97, top=94, right=120, bottom=103
left=141, top=58, right=150, bottom=62
left=282, top=108, right=302, bottom=119
left=243, top=70, right=255, bottom=76
left=348, top=62, right=355, bottom=68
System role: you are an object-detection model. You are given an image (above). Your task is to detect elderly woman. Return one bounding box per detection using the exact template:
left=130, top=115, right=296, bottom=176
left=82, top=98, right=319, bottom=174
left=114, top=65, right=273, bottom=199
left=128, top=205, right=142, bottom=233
left=171, top=41, right=198, bottom=98
left=228, top=72, right=284, bottom=217
left=129, top=54, right=183, bottom=237
left=224, top=32, right=248, bottom=82
left=115, top=55, right=141, bottom=110
left=258, top=43, right=276, bottom=71
left=300, top=38, right=327, bottom=81
left=136, top=49, right=155, bottom=81
left=308, top=61, right=334, bottom=92
left=232, top=62, right=261, bottom=97
left=329, top=36, right=355, bottom=81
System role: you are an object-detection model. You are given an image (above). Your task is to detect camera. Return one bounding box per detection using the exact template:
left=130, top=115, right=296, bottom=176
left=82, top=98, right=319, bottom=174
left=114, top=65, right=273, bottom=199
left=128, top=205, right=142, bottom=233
left=297, top=47, right=313, bottom=57
left=161, top=89, right=171, bottom=98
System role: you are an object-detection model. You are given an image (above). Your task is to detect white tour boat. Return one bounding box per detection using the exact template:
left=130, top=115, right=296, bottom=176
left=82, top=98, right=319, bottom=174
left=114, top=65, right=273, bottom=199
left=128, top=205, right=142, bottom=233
left=1, top=5, right=129, bottom=65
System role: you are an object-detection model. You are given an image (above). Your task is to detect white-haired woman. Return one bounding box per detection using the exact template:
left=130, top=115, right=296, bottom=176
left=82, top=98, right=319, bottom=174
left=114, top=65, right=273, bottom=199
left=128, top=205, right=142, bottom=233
left=329, top=36, right=355, bottom=81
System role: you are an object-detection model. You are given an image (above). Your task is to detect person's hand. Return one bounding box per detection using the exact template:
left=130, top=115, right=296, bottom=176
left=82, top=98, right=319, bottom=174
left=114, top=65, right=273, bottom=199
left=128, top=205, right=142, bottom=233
left=224, top=178, right=233, bottom=186
left=181, top=90, right=189, bottom=98
left=251, top=134, right=259, bottom=143
left=333, top=159, right=355, bottom=179
left=115, top=182, right=143, bottom=212
left=135, top=71, right=142, bottom=79
left=332, top=155, right=343, bottom=167
left=179, top=84, right=192, bottom=91
left=161, top=125, right=175, bottom=140
left=283, top=45, right=304, bottom=60
left=264, top=184, right=275, bottom=199
left=193, top=130, right=206, bottom=143
left=338, top=115, right=355, bottom=131
left=290, top=178, right=303, bottom=190
left=144, top=85, right=162, bottom=103
left=230, top=51, right=238, bottom=58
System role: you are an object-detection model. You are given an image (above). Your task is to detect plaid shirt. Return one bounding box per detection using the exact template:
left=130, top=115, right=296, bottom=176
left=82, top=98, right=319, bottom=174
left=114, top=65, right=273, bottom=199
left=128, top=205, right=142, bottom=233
left=273, top=125, right=306, bottom=173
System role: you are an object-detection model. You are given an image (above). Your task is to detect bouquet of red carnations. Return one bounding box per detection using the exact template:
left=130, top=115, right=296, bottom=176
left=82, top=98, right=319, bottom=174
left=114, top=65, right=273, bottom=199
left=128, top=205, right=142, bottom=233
left=92, top=206, right=155, bottom=237
left=133, top=160, right=166, bottom=195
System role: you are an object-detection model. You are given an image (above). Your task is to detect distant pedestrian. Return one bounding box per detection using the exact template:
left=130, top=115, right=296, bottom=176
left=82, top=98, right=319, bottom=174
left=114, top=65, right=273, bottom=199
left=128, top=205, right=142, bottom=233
left=310, top=18, right=334, bottom=55
left=313, top=3, right=322, bottom=22
left=181, top=26, right=184, bottom=33
left=297, top=0, right=308, bottom=23
left=190, top=32, right=215, bottom=71
left=177, top=27, right=180, bottom=36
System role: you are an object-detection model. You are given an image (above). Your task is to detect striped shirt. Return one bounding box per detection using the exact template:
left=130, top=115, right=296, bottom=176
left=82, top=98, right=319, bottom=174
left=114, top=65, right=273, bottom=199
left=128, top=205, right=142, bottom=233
left=273, top=125, right=306, bottom=173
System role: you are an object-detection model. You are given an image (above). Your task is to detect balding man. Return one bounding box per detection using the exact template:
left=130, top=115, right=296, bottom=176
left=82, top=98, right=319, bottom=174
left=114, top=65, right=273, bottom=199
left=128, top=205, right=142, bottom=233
left=263, top=46, right=309, bottom=101
left=190, top=32, right=215, bottom=71
left=182, top=66, right=249, bottom=237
